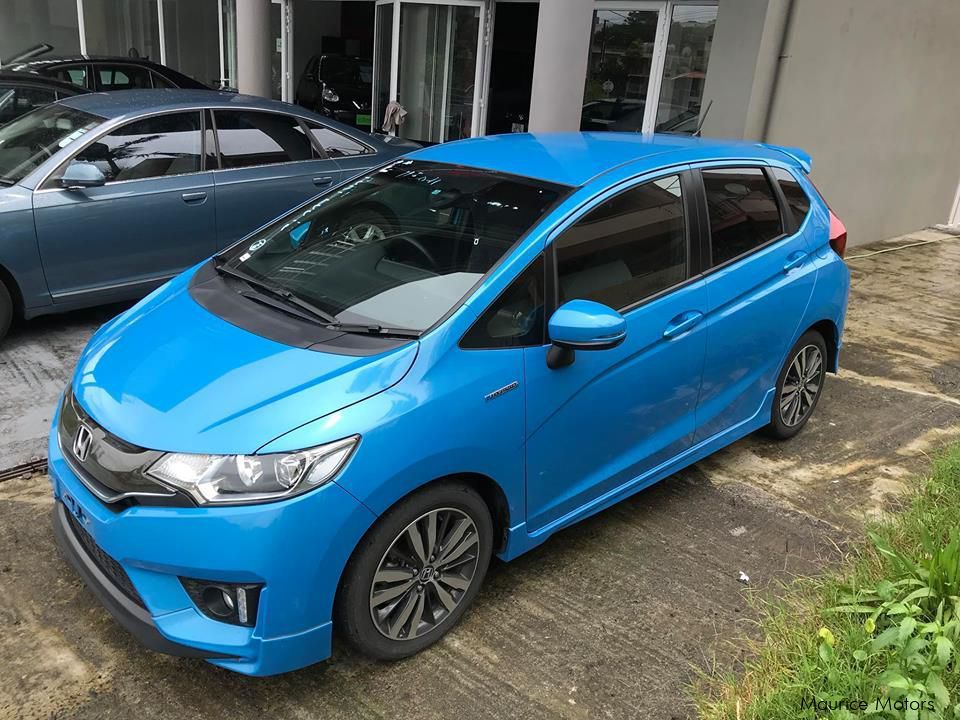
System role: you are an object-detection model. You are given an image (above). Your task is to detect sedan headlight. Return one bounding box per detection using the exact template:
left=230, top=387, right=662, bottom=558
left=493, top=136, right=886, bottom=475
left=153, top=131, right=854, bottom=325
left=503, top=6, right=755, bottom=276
left=322, top=86, right=339, bottom=103
left=147, top=436, right=359, bottom=505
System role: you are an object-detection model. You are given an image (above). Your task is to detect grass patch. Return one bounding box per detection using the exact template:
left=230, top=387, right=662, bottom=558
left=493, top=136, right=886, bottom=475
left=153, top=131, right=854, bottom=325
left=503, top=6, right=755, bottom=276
left=696, top=443, right=960, bottom=720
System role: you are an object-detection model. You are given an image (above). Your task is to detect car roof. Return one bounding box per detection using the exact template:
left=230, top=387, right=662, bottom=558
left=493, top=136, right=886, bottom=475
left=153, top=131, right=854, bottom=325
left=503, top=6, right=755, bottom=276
left=57, top=89, right=317, bottom=118
left=408, top=132, right=809, bottom=187
left=0, top=71, right=89, bottom=93
left=10, top=55, right=168, bottom=67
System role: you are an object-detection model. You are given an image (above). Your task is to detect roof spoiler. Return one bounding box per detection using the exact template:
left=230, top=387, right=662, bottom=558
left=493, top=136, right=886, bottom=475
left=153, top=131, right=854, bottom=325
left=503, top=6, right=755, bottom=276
left=758, top=143, right=812, bottom=173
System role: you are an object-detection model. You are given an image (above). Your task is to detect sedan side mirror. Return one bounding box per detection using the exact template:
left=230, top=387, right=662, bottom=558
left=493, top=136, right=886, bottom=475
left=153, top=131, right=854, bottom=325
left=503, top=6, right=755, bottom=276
left=60, top=162, right=106, bottom=190
left=547, top=299, right=626, bottom=369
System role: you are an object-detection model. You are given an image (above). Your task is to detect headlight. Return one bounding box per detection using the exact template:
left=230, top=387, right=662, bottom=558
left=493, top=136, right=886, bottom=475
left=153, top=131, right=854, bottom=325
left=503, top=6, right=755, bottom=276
left=146, top=436, right=359, bottom=505
left=322, top=86, right=339, bottom=103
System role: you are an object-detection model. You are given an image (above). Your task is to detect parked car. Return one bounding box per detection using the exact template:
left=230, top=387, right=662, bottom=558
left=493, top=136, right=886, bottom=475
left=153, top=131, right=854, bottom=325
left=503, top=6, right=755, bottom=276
left=0, top=71, right=88, bottom=125
left=0, top=89, right=416, bottom=342
left=48, top=132, right=849, bottom=676
left=295, top=54, right=372, bottom=130
left=6, top=55, right=210, bottom=91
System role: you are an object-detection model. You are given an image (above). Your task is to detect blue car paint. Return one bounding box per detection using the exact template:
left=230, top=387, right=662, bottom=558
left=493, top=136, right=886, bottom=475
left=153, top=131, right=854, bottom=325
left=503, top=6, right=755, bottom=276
left=0, top=90, right=406, bottom=320
left=49, top=132, right=850, bottom=675
left=547, top=299, right=627, bottom=346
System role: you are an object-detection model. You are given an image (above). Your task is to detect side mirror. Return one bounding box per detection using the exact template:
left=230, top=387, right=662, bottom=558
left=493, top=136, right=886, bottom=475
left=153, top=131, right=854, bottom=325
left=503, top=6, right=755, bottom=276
left=547, top=299, right=626, bottom=369
left=60, top=162, right=106, bottom=190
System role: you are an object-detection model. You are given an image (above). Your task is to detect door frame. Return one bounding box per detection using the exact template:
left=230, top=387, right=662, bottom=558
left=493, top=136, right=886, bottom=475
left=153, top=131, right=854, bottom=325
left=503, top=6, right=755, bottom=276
left=373, top=0, right=490, bottom=141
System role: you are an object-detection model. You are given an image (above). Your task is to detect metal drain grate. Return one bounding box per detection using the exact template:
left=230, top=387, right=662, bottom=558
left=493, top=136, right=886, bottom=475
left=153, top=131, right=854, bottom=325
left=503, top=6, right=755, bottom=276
left=0, top=458, right=48, bottom=483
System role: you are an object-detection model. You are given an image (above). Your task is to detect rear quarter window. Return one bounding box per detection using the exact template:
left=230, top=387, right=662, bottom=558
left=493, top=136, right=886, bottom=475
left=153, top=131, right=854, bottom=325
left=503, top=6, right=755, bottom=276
left=772, top=166, right=811, bottom=227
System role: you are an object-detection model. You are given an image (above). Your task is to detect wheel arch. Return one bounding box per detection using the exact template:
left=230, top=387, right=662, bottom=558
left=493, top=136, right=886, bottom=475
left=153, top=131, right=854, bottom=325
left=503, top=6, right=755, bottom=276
left=0, top=262, right=24, bottom=319
left=805, top=318, right=839, bottom=373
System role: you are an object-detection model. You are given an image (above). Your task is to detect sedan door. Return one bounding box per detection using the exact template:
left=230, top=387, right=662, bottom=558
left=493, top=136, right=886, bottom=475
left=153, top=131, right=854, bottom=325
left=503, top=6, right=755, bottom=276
left=523, top=171, right=708, bottom=533
left=692, top=165, right=818, bottom=441
left=33, top=110, right=217, bottom=303
left=209, top=109, right=346, bottom=249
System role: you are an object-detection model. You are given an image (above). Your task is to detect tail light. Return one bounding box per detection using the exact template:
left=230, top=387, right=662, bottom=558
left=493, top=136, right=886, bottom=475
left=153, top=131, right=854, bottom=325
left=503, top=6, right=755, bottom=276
left=828, top=212, right=847, bottom=259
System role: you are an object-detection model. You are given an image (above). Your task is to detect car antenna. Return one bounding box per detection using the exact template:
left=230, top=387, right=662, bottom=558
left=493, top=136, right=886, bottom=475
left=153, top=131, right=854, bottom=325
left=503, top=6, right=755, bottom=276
left=693, top=99, right=713, bottom=138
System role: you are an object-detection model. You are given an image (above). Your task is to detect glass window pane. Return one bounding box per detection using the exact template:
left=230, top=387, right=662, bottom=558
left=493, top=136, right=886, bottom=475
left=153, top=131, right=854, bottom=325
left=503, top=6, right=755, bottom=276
left=53, top=65, right=88, bottom=88
left=3, top=106, right=101, bottom=186
left=655, top=5, right=717, bottom=134
left=0, top=0, right=81, bottom=56
left=67, top=112, right=202, bottom=183
left=0, top=85, right=58, bottom=125
left=702, top=167, right=783, bottom=266
left=772, top=166, right=811, bottom=226
left=557, top=175, right=686, bottom=310
left=307, top=124, right=370, bottom=158
left=581, top=10, right=659, bottom=133
left=373, top=2, right=393, bottom=131
left=397, top=4, right=479, bottom=143
left=83, top=0, right=161, bottom=61
left=461, top=255, right=545, bottom=349
left=161, top=0, right=220, bottom=87
left=214, top=110, right=315, bottom=169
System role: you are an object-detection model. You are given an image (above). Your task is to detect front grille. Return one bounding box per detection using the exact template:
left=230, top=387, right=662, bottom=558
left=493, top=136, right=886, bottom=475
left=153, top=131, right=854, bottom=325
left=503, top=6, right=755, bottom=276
left=64, top=509, right=146, bottom=608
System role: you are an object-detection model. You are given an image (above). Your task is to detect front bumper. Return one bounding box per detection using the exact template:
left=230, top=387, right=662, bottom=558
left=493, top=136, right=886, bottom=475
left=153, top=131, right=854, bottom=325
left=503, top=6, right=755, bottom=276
left=48, top=414, right=377, bottom=676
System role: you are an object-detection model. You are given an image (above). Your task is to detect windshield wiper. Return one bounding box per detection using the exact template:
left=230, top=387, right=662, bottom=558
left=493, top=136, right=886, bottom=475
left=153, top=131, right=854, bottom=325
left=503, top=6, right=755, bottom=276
left=213, top=258, right=338, bottom=325
left=330, top=323, right=421, bottom=339
left=0, top=178, right=16, bottom=187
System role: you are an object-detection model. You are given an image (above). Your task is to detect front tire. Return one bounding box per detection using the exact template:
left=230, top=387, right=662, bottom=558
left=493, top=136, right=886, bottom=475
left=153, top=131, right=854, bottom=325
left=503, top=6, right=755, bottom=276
left=0, top=281, right=12, bottom=344
left=335, top=482, right=493, bottom=660
left=764, top=330, right=828, bottom=440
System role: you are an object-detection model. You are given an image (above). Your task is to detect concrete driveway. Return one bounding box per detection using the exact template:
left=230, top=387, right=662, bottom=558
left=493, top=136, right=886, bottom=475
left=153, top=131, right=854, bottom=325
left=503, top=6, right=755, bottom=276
left=1, top=230, right=958, bottom=719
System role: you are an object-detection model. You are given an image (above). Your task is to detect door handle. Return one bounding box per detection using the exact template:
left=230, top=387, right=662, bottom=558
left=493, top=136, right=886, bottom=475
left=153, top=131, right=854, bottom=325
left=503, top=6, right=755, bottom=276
left=783, top=251, right=808, bottom=273
left=181, top=191, right=207, bottom=204
left=313, top=176, right=334, bottom=187
left=663, top=310, right=704, bottom=339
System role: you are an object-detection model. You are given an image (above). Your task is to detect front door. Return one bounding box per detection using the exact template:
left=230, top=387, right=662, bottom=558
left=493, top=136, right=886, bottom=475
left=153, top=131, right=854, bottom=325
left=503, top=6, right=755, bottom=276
left=373, top=0, right=487, bottom=143
left=33, top=110, right=217, bottom=303
left=524, top=171, right=707, bottom=533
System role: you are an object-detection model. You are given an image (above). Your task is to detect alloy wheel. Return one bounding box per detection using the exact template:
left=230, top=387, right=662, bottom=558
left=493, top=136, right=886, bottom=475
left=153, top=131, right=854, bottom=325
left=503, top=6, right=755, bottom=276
left=369, top=507, right=480, bottom=641
left=780, top=344, right=824, bottom=427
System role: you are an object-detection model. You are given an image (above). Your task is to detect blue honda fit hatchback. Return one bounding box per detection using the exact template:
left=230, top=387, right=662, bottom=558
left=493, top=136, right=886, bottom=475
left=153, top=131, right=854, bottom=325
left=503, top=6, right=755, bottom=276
left=49, top=132, right=849, bottom=675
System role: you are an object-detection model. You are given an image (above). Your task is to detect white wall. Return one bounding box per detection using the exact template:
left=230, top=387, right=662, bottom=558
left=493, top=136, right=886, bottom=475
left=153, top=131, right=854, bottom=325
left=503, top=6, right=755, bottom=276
left=764, top=0, right=960, bottom=244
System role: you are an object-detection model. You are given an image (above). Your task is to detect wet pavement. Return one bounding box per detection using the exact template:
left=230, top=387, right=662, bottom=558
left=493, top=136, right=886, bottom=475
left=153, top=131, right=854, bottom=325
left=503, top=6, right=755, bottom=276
left=1, top=229, right=958, bottom=719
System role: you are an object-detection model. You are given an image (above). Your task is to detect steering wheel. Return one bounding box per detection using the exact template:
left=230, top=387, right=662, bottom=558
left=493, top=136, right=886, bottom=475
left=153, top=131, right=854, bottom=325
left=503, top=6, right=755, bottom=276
left=387, top=235, right=439, bottom=271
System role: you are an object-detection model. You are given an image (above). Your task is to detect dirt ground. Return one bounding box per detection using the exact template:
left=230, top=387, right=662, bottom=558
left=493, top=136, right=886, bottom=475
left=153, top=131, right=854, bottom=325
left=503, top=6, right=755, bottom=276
left=1, top=229, right=958, bottom=720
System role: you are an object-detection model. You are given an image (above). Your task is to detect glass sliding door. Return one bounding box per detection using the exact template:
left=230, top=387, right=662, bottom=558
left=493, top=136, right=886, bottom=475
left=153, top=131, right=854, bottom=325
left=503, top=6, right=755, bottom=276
left=82, top=0, right=161, bottom=61
left=373, top=0, right=486, bottom=144
left=162, top=0, right=221, bottom=87
left=655, top=4, right=717, bottom=134
left=581, top=5, right=662, bottom=133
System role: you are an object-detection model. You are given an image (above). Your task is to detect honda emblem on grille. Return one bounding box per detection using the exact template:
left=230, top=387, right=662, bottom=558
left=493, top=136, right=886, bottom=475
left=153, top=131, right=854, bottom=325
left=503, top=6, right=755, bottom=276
left=73, top=424, right=94, bottom=463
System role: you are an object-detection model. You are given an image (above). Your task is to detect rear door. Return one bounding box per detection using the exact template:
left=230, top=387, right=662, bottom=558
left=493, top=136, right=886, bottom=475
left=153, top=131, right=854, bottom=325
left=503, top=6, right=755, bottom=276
left=209, top=108, right=344, bottom=248
left=33, top=110, right=217, bottom=302
left=693, top=164, right=817, bottom=441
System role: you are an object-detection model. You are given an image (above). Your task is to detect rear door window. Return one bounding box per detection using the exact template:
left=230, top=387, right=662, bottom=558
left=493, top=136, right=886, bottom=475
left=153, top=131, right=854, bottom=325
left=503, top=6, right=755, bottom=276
left=97, top=65, right=153, bottom=90
left=213, top=110, right=316, bottom=168
left=701, top=167, right=783, bottom=266
left=53, top=64, right=89, bottom=88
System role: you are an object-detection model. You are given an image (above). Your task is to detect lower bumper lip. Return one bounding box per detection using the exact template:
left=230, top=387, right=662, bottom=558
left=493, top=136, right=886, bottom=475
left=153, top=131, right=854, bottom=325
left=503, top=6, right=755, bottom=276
left=51, top=501, right=236, bottom=660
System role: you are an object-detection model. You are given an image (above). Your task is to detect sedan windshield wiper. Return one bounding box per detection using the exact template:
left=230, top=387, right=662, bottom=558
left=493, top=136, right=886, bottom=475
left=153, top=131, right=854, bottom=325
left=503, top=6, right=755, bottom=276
left=213, top=258, right=338, bottom=326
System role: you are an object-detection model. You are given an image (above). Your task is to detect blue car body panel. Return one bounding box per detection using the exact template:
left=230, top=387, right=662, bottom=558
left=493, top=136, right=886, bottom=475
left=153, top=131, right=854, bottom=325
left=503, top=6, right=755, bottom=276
left=48, top=131, right=850, bottom=675
left=0, top=90, right=402, bottom=319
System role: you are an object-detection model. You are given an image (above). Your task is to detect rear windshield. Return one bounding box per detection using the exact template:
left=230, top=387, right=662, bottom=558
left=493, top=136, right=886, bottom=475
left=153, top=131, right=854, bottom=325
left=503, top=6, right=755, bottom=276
left=0, top=103, right=101, bottom=185
left=217, top=159, right=569, bottom=332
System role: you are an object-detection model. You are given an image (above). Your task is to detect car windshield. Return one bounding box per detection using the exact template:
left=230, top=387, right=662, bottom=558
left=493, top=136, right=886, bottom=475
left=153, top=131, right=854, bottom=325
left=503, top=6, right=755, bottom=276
left=217, top=159, right=568, bottom=332
left=0, top=103, right=101, bottom=185
left=323, top=57, right=369, bottom=86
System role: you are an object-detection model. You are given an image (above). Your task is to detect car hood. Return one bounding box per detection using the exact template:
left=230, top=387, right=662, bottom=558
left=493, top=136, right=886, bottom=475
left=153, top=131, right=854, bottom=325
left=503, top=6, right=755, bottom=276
left=72, top=271, right=419, bottom=455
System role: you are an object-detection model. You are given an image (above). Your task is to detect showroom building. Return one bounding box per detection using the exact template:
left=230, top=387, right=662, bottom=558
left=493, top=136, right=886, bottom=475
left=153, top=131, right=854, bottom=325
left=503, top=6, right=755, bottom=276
left=1, top=0, right=959, bottom=245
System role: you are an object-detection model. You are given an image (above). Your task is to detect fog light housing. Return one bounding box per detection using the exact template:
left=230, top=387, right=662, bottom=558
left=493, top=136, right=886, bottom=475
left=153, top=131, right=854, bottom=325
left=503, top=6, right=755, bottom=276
left=180, top=578, right=263, bottom=627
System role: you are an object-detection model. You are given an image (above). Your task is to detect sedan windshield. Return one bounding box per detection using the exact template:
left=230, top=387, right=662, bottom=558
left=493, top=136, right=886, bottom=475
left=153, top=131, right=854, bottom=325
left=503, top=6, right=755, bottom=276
left=218, top=160, right=568, bottom=332
left=0, top=104, right=102, bottom=185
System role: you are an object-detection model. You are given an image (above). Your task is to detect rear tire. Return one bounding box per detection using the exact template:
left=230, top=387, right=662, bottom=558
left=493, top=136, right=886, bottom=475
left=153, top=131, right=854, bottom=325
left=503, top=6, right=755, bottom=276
left=335, top=482, right=493, bottom=660
left=763, top=330, right=828, bottom=440
left=0, top=281, right=12, bottom=344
